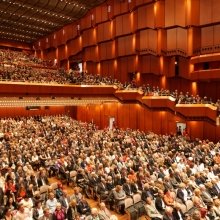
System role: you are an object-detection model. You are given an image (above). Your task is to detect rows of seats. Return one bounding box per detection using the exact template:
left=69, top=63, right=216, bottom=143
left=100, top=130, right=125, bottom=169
left=0, top=115, right=220, bottom=219
left=0, top=49, right=219, bottom=110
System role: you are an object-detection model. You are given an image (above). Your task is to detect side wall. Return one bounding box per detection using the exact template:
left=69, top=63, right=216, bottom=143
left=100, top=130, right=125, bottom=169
left=75, top=103, right=220, bottom=142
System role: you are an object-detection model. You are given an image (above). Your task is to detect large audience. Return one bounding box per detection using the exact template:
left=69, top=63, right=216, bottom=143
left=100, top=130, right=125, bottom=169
left=0, top=49, right=219, bottom=112
left=0, top=115, right=220, bottom=220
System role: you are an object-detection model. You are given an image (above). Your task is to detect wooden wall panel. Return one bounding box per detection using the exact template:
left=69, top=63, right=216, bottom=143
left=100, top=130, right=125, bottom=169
left=165, top=0, right=185, bottom=27
left=44, top=48, right=56, bottom=60
left=214, top=25, right=220, bottom=45
left=186, top=0, right=200, bottom=26
left=200, top=0, right=212, bottom=25
left=125, top=35, right=135, bottom=55
left=117, top=56, right=136, bottom=82
left=63, top=24, right=78, bottom=41
left=80, top=13, right=91, bottom=30
left=213, top=0, right=220, bottom=23
left=0, top=107, right=66, bottom=118
left=117, top=37, right=126, bottom=57
left=117, top=35, right=135, bottom=56
left=165, top=0, right=175, bottom=27
left=82, top=28, right=97, bottom=48
left=167, top=29, right=177, bottom=51
left=67, top=37, right=82, bottom=56
left=75, top=103, right=219, bottom=142
left=137, top=5, right=147, bottom=30
left=150, top=56, right=160, bottom=75
left=178, top=57, right=190, bottom=79
left=139, top=30, right=148, bottom=50
left=57, top=45, right=66, bottom=60
left=97, top=21, right=113, bottom=42
left=84, top=46, right=98, bottom=62
left=188, top=121, right=204, bottom=140
left=177, top=28, right=187, bottom=52
left=56, top=29, right=65, bottom=46
left=175, top=0, right=186, bottom=27
left=155, top=0, right=165, bottom=28
left=86, top=61, right=98, bottom=74
left=94, top=4, right=108, bottom=24
left=140, top=55, right=150, bottom=74
left=192, top=27, right=201, bottom=53
left=113, top=0, right=129, bottom=16
left=113, top=0, right=121, bottom=16
left=146, top=4, right=155, bottom=28
left=140, top=55, right=160, bottom=75
left=137, top=4, right=155, bottom=30
left=201, top=26, right=213, bottom=48
left=122, top=13, right=132, bottom=35
left=115, top=15, right=123, bottom=37
left=100, top=60, right=115, bottom=76
left=148, top=29, right=158, bottom=52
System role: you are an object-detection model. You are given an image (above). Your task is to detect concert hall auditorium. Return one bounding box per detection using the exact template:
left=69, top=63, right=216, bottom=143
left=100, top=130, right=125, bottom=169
left=0, top=0, right=219, bottom=220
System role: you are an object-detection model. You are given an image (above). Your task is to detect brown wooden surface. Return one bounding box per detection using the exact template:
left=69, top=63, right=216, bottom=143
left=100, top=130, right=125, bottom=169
left=49, top=177, right=146, bottom=220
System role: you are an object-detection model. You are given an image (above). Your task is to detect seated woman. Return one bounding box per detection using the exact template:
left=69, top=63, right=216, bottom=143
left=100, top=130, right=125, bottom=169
left=112, top=185, right=126, bottom=214
left=163, top=189, right=175, bottom=207
left=53, top=203, right=67, bottom=220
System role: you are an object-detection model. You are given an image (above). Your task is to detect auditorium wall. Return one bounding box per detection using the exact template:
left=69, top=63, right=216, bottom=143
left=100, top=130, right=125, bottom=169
left=32, top=0, right=220, bottom=101
left=75, top=103, right=220, bottom=142
left=0, top=106, right=69, bottom=117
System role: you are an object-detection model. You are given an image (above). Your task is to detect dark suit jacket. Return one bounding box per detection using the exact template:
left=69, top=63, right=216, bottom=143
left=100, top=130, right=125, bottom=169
left=37, top=177, right=49, bottom=187
left=141, top=189, right=154, bottom=201
left=67, top=206, right=78, bottom=220
left=163, top=213, right=178, bottom=220
left=172, top=208, right=185, bottom=220
left=97, top=182, right=108, bottom=195
left=155, top=197, right=166, bottom=214
left=176, top=189, right=186, bottom=204
left=123, top=183, right=133, bottom=196
left=77, top=201, right=91, bottom=215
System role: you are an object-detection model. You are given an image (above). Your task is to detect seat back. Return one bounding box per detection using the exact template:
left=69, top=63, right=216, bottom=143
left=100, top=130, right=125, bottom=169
left=186, top=200, right=194, bottom=211
left=133, top=193, right=141, bottom=204
left=50, top=182, right=58, bottom=191
left=125, top=197, right=134, bottom=209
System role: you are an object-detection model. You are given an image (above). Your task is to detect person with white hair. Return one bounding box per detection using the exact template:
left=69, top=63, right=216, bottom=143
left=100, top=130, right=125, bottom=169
left=85, top=207, right=104, bottom=220
left=98, top=202, right=112, bottom=220
left=109, top=215, right=118, bottom=220
left=163, top=206, right=175, bottom=220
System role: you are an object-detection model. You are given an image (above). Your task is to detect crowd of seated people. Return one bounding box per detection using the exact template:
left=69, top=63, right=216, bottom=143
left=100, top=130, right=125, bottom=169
left=0, top=48, right=219, bottom=112
left=0, top=49, right=54, bottom=67
left=0, top=64, right=71, bottom=84
left=0, top=115, right=220, bottom=219
left=141, top=84, right=216, bottom=105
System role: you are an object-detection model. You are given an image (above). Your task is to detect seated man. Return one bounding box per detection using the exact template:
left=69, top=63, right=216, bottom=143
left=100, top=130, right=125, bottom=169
left=77, top=196, right=91, bottom=216
left=145, top=196, right=163, bottom=220
left=86, top=208, right=105, bottom=220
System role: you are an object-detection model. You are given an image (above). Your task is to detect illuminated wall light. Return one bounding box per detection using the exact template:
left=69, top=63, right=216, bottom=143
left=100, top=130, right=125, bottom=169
left=161, top=75, right=166, bottom=88
left=107, top=5, right=111, bottom=13
left=191, top=82, right=197, bottom=96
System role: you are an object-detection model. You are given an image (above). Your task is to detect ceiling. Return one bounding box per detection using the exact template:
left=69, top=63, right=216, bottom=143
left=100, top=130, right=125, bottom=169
left=0, top=0, right=106, bottom=44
